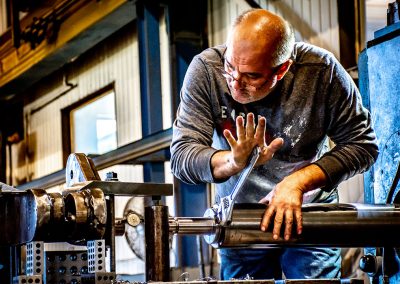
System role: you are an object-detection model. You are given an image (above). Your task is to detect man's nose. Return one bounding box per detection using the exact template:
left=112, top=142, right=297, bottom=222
left=231, top=71, right=244, bottom=89
left=231, top=69, right=242, bottom=81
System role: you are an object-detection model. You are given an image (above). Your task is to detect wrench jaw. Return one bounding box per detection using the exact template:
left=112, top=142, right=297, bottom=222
left=219, top=146, right=261, bottom=226
left=218, top=146, right=261, bottom=226
left=219, top=196, right=234, bottom=226
left=207, top=198, right=234, bottom=247
left=202, top=199, right=240, bottom=248
left=203, top=147, right=261, bottom=247
left=203, top=206, right=222, bottom=247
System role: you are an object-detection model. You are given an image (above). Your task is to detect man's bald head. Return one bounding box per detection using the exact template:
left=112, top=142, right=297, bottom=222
left=227, top=9, right=295, bottom=67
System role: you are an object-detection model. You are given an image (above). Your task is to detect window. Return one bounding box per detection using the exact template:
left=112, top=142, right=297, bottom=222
left=0, top=0, right=29, bottom=35
left=63, top=86, right=117, bottom=160
left=0, top=0, right=9, bottom=34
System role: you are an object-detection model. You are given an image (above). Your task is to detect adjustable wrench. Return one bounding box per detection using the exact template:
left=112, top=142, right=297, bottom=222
left=215, top=146, right=261, bottom=225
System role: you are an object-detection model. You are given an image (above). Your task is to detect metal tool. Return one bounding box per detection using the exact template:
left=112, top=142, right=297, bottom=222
left=207, top=146, right=261, bottom=227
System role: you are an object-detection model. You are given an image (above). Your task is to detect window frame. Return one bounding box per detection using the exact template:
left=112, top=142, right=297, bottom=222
left=61, top=83, right=117, bottom=165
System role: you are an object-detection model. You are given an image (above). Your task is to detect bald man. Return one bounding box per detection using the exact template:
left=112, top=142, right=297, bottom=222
left=171, top=8, right=378, bottom=280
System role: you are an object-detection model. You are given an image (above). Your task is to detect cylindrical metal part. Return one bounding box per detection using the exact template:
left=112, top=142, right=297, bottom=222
left=48, top=192, right=64, bottom=223
left=0, top=191, right=37, bottom=245
left=65, top=190, right=89, bottom=224
left=30, top=189, right=52, bottom=228
left=31, top=189, right=66, bottom=241
left=64, top=188, right=107, bottom=242
left=145, top=205, right=170, bottom=281
left=216, top=203, right=400, bottom=248
left=171, top=203, right=400, bottom=248
left=169, top=217, right=217, bottom=235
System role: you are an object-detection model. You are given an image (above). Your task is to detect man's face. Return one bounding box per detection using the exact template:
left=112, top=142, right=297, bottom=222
left=223, top=43, right=280, bottom=104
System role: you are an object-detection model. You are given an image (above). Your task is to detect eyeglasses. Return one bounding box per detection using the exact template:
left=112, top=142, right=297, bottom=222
left=221, top=57, right=281, bottom=91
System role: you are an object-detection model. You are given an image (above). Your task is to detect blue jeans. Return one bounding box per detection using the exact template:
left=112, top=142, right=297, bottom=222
left=219, top=247, right=341, bottom=280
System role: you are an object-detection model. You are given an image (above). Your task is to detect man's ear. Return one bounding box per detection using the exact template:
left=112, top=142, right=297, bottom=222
left=276, top=59, right=293, bottom=81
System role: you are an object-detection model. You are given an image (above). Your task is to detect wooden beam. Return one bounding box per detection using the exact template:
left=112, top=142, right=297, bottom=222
left=0, top=0, right=136, bottom=99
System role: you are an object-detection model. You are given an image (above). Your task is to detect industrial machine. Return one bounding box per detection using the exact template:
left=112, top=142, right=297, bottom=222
left=358, top=4, right=400, bottom=284
left=2, top=152, right=400, bottom=284
left=0, top=153, right=173, bottom=284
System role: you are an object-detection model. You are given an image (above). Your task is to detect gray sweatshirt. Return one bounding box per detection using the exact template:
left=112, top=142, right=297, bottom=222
left=170, top=42, right=378, bottom=204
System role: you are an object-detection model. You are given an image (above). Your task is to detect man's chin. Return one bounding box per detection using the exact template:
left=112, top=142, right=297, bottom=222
left=231, top=91, right=252, bottom=104
left=232, top=89, right=273, bottom=104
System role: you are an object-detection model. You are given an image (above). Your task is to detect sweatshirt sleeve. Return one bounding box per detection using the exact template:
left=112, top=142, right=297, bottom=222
left=170, top=55, right=220, bottom=184
left=313, top=57, right=379, bottom=190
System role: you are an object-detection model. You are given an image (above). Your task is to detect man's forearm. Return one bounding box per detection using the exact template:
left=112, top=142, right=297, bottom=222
left=211, top=150, right=242, bottom=180
left=286, top=164, right=328, bottom=193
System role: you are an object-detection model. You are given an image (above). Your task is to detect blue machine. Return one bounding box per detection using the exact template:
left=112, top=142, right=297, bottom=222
left=359, top=20, right=400, bottom=284
left=359, top=22, right=400, bottom=204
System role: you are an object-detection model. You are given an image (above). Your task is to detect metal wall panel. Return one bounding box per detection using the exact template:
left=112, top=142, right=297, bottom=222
left=208, top=0, right=250, bottom=47
left=256, top=0, right=340, bottom=58
left=208, top=0, right=340, bottom=58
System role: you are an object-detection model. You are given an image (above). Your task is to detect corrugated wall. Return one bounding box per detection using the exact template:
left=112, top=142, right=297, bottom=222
left=257, top=0, right=340, bottom=58
left=208, top=0, right=340, bottom=58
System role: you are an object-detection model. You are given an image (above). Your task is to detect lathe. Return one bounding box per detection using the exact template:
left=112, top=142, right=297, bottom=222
left=1, top=153, right=399, bottom=284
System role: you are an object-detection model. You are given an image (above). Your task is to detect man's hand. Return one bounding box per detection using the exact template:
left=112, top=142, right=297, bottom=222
left=259, top=176, right=304, bottom=241
left=258, top=164, right=328, bottom=241
left=211, top=113, right=283, bottom=180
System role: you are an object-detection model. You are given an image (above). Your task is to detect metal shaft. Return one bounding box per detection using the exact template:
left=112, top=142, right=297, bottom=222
left=170, top=203, right=400, bottom=248
left=169, top=217, right=216, bottom=235
left=218, top=203, right=400, bottom=248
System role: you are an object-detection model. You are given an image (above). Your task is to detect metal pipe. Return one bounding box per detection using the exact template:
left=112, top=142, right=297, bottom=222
left=145, top=205, right=170, bottom=281
left=219, top=203, right=400, bottom=248
left=169, top=217, right=217, bottom=235
left=170, top=203, right=400, bottom=248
